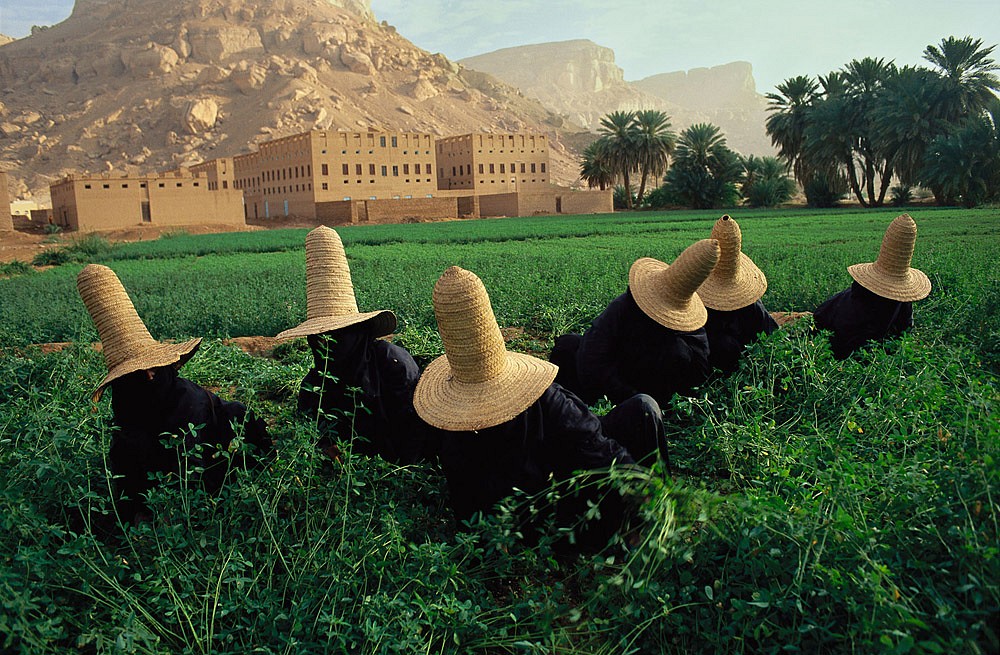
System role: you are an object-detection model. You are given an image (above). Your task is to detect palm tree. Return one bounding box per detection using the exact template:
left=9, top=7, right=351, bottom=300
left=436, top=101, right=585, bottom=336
left=664, top=123, right=742, bottom=209
left=921, top=97, right=1000, bottom=206
left=765, top=75, right=820, bottom=184
left=597, top=110, right=638, bottom=209
left=873, top=66, right=951, bottom=187
left=632, top=110, right=676, bottom=205
left=923, top=36, right=1000, bottom=121
left=579, top=141, right=614, bottom=191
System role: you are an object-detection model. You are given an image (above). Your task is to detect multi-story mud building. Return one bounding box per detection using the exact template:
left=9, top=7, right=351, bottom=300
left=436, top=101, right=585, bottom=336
left=234, top=130, right=438, bottom=221
left=435, top=133, right=550, bottom=192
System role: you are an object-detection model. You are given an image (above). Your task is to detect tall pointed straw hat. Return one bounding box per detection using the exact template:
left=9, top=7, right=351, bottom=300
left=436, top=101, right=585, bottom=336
left=696, top=215, right=768, bottom=311
left=848, top=213, right=931, bottom=302
left=77, top=264, right=201, bottom=402
left=413, top=266, right=558, bottom=432
left=275, top=226, right=395, bottom=342
left=628, top=239, right=721, bottom=332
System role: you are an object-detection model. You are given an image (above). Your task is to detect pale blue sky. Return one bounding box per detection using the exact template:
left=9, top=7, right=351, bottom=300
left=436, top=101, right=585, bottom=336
left=2, top=0, right=998, bottom=93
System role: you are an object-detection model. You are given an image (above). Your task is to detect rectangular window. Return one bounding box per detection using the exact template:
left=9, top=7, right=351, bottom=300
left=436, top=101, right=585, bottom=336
left=84, top=184, right=92, bottom=189
left=489, top=163, right=495, bottom=174
left=122, top=183, right=128, bottom=189
left=391, top=136, right=398, bottom=147
left=381, top=165, right=388, bottom=176
left=392, top=165, right=399, bottom=176
left=379, top=136, right=386, bottom=147
left=500, top=164, right=505, bottom=173
left=520, top=163, right=526, bottom=173
left=356, top=164, right=362, bottom=175
left=452, top=166, right=456, bottom=176
left=342, top=163, right=349, bottom=175
left=321, top=164, right=329, bottom=175
left=369, top=164, right=376, bottom=175
left=531, top=163, right=537, bottom=173
left=403, top=164, right=409, bottom=175
left=478, top=164, right=484, bottom=174
left=103, top=184, right=109, bottom=189
left=223, top=180, right=229, bottom=188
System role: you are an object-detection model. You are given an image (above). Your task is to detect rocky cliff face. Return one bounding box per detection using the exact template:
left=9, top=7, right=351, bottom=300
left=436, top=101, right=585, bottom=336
left=460, top=40, right=773, bottom=157
left=0, top=0, right=580, bottom=199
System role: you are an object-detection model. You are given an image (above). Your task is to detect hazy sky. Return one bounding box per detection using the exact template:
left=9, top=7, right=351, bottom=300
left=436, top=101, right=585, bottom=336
left=2, top=0, right=999, bottom=93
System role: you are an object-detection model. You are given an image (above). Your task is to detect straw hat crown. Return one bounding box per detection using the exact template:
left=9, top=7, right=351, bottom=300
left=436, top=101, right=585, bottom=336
left=629, top=239, right=721, bottom=331
left=848, top=213, right=931, bottom=302
left=275, top=225, right=395, bottom=341
left=697, top=215, right=768, bottom=311
left=77, top=264, right=201, bottom=401
left=414, top=266, right=557, bottom=432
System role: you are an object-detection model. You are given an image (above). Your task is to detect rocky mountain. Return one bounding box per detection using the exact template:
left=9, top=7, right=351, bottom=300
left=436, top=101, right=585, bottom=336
left=459, top=40, right=774, bottom=157
left=0, top=0, right=582, bottom=200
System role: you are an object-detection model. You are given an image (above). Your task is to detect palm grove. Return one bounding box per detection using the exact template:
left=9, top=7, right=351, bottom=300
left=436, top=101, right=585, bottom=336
left=581, top=36, right=1000, bottom=209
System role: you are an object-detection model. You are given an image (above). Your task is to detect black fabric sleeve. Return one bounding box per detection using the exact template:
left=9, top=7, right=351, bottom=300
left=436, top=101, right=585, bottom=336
left=576, top=295, right=640, bottom=404
left=540, top=385, right=636, bottom=476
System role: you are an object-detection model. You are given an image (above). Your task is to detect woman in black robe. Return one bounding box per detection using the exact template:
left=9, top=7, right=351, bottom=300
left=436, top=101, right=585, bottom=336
left=77, top=263, right=271, bottom=525
left=276, top=226, right=428, bottom=463
left=415, top=266, right=666, bottom=548
left=552, top=239, right=720, bottom=407
left=696, top=215, right=778, bottom=375
left=813, top=214, right=931, bottom=360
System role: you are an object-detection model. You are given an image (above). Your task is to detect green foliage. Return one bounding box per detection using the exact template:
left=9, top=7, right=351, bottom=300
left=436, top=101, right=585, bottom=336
left=0, top=260, right=34, bottom=278
left=804, top=171, right=848, bottom=207
left=768, top=35, right=1000, bottom=208
left=662, top=123, right=743, bottom=209
left=891, top=184, right=914, bottom=206
left=31, top=234, right=117, bottom=266
left=741, top=155, right=797, bottom=208
left=612, top=185, right=635, bottom=210
left=921, top=100, right=1000, bottom=207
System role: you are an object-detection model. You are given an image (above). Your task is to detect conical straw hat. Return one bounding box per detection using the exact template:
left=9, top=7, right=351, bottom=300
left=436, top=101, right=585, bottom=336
left=413, top=266, right=558, bottom=432
left=697, top=215, right=768, bottom=311
left=77, top=264, right=201, bottom=402
left=275, top=226, right=395, bottom=342
left=848, top=213, right=931, bottom=302
left=628, top=239, right=720, bottom=331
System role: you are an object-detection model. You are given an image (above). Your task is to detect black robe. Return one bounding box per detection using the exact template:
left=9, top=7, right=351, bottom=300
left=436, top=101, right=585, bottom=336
left=109, top=365, right=271, bottom=524
left=704, top=300, right=779, bottom=374
left=813, top=282, right=914, bottom=360
left=299, top=324, right=428, bottom=463
left=570, top=289, right=711, bottom=406
left=436, top=384, right=663, bottom=523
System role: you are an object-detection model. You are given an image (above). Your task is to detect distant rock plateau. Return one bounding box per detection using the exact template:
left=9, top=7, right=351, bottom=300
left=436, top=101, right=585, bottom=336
left=460, top=40, right=773, bottom=157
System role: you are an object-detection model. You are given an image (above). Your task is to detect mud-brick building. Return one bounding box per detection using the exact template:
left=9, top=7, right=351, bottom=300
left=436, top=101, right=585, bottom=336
left=436, top=132, right=550, bottom=193
left=50, top=171, right=245, bottom=232
left=190, top=157, right=235, bottom=191
left=0, top=171, right=13, bottom=233
left=234, top=130, right=439, bottom=221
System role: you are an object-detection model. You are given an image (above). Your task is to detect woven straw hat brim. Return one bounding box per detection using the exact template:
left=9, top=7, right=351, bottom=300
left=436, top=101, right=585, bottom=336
left=93, top=337, right=202, bottom=401
left=414, top=351, right=558, bottom=432
left=274, top=309, right=396, bottom=343
left=697, top=252, right=768, bottom=311
left=628, top=259, right=708, bottom=332
left=848, top=263, right=931, bottom=302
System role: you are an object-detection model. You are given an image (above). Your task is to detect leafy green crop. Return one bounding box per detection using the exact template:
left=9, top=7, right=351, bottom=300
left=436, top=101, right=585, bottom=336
left=1, top=208, right=997, bottom=653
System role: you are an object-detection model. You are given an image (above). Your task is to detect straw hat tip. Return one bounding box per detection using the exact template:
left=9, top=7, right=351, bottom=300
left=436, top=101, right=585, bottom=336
left=721, top=214, right=731, bottom=221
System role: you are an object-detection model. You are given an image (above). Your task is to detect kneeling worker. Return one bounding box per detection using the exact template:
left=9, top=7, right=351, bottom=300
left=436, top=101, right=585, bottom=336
left=413, top=266, right=665, bottom=536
